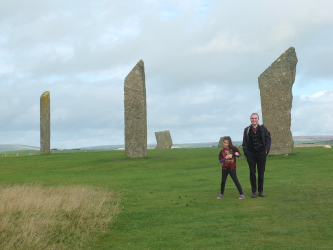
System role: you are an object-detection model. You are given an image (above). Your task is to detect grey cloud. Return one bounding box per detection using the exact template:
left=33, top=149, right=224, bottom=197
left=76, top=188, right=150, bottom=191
left=1, top=0, right=333, bottom=148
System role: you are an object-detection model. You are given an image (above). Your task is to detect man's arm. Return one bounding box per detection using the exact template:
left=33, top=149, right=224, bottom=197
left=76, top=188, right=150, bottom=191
left=264, top=127, right=271, bottom=154
left=242, top=128, right=248, bottom=156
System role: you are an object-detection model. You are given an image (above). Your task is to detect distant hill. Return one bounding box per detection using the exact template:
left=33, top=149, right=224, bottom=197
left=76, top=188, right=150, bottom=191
left=1, top=135, right=332, bottom=151
left=0, top=144, right=40, bottom=152
left=293, top=135, right=333, bottom=139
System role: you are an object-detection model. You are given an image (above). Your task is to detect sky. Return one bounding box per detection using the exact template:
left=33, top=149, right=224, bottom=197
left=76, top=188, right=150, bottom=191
left=1, top=0, right=332, bottom=148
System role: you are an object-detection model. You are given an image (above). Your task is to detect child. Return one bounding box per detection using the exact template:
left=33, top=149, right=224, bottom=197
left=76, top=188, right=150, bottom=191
left=217, top=136, right=245, bottom=199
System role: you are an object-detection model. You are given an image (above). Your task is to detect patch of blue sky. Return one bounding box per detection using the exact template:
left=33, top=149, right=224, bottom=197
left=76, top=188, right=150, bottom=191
left=117, top=17, right=142, bottom=37
left=182, top=0, right=213, bottom=31
left=195, top=0, right=212, bottom=15
left=42, top=75, right=65, bottom=84
left=78, top=75, right=111, bottom=83
left=293, top=75, right=333, bottom=96
left=160, top=8, right=180, bottom=20
left=160, top=0, right=212, bottom=21
left=93, top=27, right=141, bottom=52
left=2, top=72, right=31, bottom=85
left=78, top=63, right=137, bottom=83
left=16, top=73, right=31, bottom=79
left=99, top=19, right=142, bottom=45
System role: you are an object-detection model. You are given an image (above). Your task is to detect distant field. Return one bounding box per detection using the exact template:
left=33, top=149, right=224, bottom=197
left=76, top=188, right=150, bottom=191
left=2, top=135, right=333, bottom=154
left=0, top=147, right=332, bottom=249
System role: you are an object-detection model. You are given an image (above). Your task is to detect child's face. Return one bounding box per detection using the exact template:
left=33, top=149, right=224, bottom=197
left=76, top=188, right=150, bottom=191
left=223, top=140, right=229, bottom=148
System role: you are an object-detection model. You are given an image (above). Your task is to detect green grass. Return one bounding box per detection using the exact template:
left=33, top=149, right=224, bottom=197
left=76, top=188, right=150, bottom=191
left=1, top=147, right=332, bottom=249
left=1, top=149, right=40, bottom=157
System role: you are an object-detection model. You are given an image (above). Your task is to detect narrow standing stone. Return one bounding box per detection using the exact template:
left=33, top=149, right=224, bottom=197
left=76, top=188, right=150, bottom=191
left=40, top=91, right=51, bottom=154
left=124, top=60, right=147, bottom=158
left=258, top=47, right=298, bottom=155
left=155, top=130, right=173, bottom=149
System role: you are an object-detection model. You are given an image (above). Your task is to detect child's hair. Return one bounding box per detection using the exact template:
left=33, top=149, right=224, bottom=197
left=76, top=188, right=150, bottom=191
left=223, top=136, right=238, bottom=151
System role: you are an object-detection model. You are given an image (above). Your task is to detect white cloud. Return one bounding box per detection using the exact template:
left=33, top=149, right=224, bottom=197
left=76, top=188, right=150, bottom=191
left=292, top=90, right=333, bottom=135
left=300, top=90, right=333, bottom=101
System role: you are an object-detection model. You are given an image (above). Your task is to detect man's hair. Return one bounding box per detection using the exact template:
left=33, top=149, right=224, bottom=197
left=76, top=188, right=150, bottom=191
left=250, top=113, right=259, bottom=119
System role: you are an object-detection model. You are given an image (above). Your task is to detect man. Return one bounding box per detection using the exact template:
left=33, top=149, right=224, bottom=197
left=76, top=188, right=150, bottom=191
left=242, top=113, right=271, bottom=198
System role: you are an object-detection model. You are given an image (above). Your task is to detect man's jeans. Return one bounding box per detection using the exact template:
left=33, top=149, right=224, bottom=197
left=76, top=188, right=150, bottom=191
left=246, top=150, right=267, bottom=193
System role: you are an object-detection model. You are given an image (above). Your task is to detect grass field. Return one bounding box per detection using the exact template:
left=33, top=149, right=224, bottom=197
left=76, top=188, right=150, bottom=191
left=0, top=147, right=332, bottom=249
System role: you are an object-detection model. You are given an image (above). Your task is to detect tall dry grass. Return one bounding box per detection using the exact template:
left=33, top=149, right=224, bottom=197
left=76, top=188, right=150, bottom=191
left=0, top=185, right=120, bottom=249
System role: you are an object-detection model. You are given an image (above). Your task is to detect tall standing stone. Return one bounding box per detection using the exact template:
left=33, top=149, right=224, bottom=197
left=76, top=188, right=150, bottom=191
left=124, top=60, right=147, bottom=158
left=40, top=91, right=51, bottom=154
left=258, top=47, right=298, bottom=155
left=155, top=130, right=173, bottom=149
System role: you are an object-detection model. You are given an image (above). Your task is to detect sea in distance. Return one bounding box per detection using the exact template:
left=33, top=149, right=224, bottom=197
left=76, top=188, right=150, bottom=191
left=80, top=136, right=333, bottom=151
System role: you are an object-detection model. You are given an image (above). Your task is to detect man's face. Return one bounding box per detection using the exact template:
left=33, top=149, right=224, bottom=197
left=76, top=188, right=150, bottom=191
left=251, top=114, right=259, bottom=127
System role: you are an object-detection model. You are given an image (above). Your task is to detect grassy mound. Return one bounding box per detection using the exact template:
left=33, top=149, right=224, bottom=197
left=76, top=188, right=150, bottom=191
left=0, top=185, right=120, bottom=249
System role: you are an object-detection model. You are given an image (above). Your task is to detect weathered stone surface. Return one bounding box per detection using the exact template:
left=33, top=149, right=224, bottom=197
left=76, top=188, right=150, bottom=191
left=258, top=47, right=298, bottom=155
left=218, top=137, right=226, bottom=148
left=40, top=91, right=50, bottom=154
left=155, top=130, right=173, bottom=149
left=124, top=60, right=147, bottom=158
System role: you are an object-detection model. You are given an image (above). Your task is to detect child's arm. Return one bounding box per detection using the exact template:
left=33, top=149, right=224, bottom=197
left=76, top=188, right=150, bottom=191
left=234, top=147, right=241, bottom=157
left=219, top=150, right=226, bottom=163
left=220, top=157, right=226, bottom=163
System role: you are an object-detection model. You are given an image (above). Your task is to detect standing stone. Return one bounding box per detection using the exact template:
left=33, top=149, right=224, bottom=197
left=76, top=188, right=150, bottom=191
left=155, top=130, right=173, bottom=149
left=218, top=137, right=225, bottom=148
left=124, top=60, right=147, bottom=158
left=40, top=91, right=51, bottom=154
left=258, top=47, right=298, bottom=155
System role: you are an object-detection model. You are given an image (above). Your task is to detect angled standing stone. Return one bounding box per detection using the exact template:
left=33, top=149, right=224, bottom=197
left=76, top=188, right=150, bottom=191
left=218, top=137, right=226, bottom=148
left=124, top=60, right=147, bottom=158
left=258, top=47, right=298, bottom=155
left=40, top=91, right=51, bottom=154
left=155, top=130, right=173, bottom=149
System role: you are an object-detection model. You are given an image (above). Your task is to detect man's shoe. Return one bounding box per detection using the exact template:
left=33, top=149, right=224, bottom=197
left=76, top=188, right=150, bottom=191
left=217, top=194, right=224, bottom=199
left=251, top=192, right=257, bottom=198
left=259, top=192, right=265, bottom=197
left=239, top=194, right=245, bottom=199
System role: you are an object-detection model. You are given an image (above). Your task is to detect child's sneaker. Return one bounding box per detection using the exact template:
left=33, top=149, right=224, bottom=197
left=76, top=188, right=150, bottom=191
left=217, top=194, right=224, bottom=199
left=239, top=194, right=245, bottom=199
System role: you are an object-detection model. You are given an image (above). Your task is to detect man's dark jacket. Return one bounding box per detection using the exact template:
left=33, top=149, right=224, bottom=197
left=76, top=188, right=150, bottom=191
left=242, top=124, right=271, bottom=156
